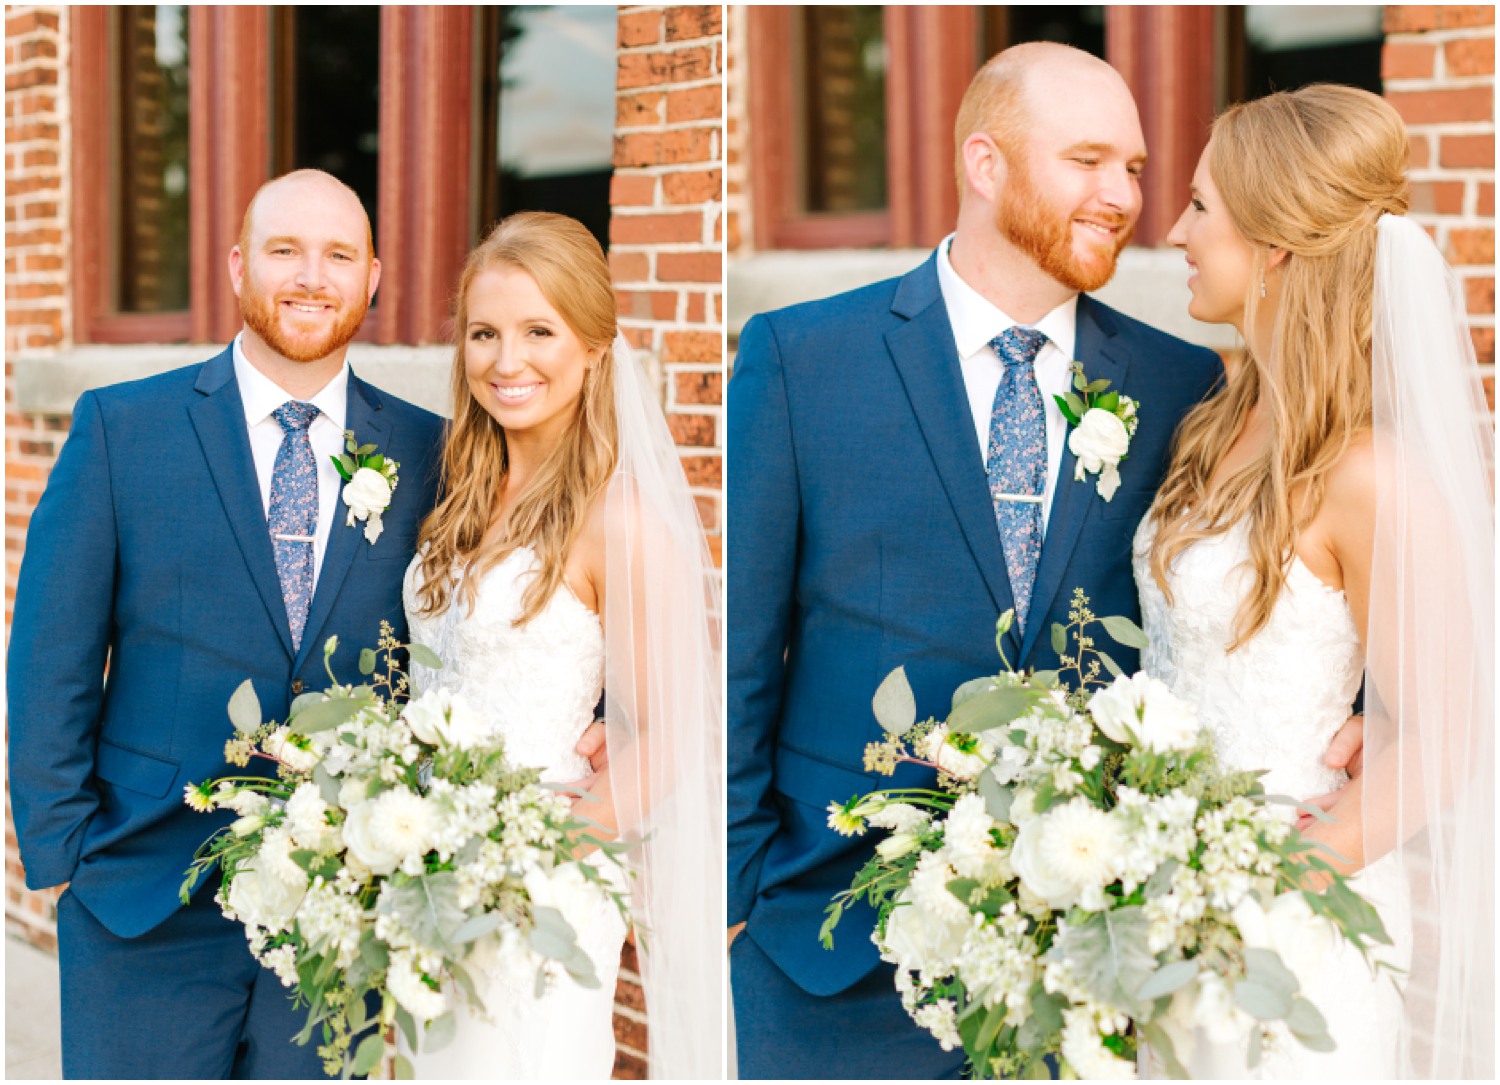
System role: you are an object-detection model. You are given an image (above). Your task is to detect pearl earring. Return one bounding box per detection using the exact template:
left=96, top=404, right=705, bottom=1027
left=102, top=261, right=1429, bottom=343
left=1259, top=275, right=1267, bottom=299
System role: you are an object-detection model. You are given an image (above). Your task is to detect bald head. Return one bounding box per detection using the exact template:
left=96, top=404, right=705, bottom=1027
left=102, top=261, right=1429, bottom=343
left=237, top=169, right=373, bottom=260
left=954, top=43, right=1137, bottom=196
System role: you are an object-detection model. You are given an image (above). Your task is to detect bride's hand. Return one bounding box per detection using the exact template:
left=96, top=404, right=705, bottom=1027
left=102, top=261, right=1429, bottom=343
left=565, top=766, right=619, bottom=852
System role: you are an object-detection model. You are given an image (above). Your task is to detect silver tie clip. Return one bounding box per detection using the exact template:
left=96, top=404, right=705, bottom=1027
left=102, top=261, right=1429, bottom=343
left=273, top=533, right=316, bottom=543
left=993, top=494, right=1044, bottom=504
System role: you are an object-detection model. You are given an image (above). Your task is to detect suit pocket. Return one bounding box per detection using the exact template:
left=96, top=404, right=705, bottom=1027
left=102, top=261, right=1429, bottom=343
left=773, top=744, right=877, bottom=810
left=94, top=739, right=179, bottom=798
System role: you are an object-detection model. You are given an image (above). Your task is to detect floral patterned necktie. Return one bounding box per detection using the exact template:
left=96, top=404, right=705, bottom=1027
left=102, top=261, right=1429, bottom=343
left=269, top=401, right=320, bottom=650
left=986, top=327, right=1050, bottom=633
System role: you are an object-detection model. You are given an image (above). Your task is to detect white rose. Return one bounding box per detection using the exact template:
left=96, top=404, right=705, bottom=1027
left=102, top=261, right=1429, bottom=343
left=1088, top=673, right=1200, bottom=753
left=1070, top=409, right=1130, bottom=477
left=386, top=951, right=448, bottom=1023
left=228, top=856, right=306, bottom=929
left=343, top=468, right=391, bottom=542
left=1231, top=891, right=1334, bottom=996
left=263, top=726, right=320, bottom=773
left=1010, top=799, right=1122, bottom=910
left=403, top=688, right=451, bottom=746
left=342, top=794, right=405, bottom=875
left=880, top=891, right=970, bottom=977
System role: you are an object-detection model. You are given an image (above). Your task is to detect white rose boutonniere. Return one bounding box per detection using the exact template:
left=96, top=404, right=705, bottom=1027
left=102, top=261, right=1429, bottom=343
left=1054, top=363, right=1138, bottom=502
left=331, top=431, right=399, bottom=545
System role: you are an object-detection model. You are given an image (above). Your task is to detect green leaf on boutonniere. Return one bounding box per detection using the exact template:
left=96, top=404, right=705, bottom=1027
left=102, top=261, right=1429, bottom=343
left=1097, top=390, right=1120, bottom=412
left=1084, top=378, right=1112, bottom=395
left=1064, top=391, right=1088, bottom=419
left=1053, top=394, right=1082, bottom=427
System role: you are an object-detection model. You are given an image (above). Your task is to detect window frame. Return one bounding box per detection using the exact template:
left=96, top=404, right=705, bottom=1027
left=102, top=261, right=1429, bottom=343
left=71, top=5, right=475, bottom=347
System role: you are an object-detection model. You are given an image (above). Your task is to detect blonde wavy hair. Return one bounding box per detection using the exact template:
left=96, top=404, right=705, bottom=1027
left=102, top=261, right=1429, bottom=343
left=414, top=212, right=619, bottom=625
left=1149, top=85, right=1410, bottom=649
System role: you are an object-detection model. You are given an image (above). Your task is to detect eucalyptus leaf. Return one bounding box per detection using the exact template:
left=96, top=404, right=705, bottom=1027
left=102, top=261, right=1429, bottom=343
left=291, top=690, right=326, bottom=716
left=408, top=642, right=444, bottom=671
left=1244, top=947, right=1300, bottom=998
left=393, top=1054, right=415, bottom=1080
left=351, top=1033, right=385, bottom=1077
left=1285, top=995, right=1330, bottom=1039
left=1139, top=1021, right=1188, bottom=1079
left=529, top=905, right=581, bottom=961
left=1050, top=622, right=1067, bottom=656
left=1096, top=650, right=1125, bottom=678
left=948, top=685, right=1047, bottom=734
left=1100, top=614, right=1150, bottom=650
left=977, top=769, right=1015, bottom=823
left=339, top=452, right=357, bottom=476
left=1056, top=906, right=1157, bottom=1015
left=1145, top=859, right=1179, bottom=899
left=1084, top=378, right=1112, bottom=395
left=1022, top=1058, right=1051, bottom=1079
left=452, top=911, right=504, bottom=944
left=1136, top=959, right=1199, bottom=1002
left=1261, top=794, right=1336, bottom=823
left=356, top=442, right=377, bottom=456
left=1073, top=370, right=1088, bottom=392
left=423, top=1011, right=457, bottom=1055
left=228, top=680, right=262, bottom=736
left=873, top=666, right=917, bottom=736
left=379, top=872, right=468, bottom=956
left=360, top=933, right=390, bottom=973
left=952, top=676, right=998, bottom=711
left=564, top=945, right=602, bottom=989
left=1028, top=983, right=1066, bottom=1034
left=346, top=991, right=368, bottom=1034
left=1234, top=976, right=1294, bottom=1020
left=1247, top=1025, right=1266, bottom=1069
left=313, top=762, right=341, bottom=806
left=1064, top=391, right=1088, bottom=419
left=1031, top=669, right=1060, bottom=687
left=976, top=1006, right=1006, bottom=1058
left=448, top=960, right=481, bottom=1008
left=290, top=695, right=369, bottom=735
left=358, top=648, right=377, bottom=676
left=395, top=1006, right=418, bottom=1051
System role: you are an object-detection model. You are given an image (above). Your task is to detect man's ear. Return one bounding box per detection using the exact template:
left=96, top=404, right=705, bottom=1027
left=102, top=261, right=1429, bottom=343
left=228, top=246, right=245, bottom=299
left=962, top=133, right=1006, bottom=204
left=367, top=256, right=382, bottom=302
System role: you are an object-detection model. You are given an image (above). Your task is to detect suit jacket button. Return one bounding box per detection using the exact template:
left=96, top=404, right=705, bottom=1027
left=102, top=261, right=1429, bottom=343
left=291, top=679, right=305, bottom=696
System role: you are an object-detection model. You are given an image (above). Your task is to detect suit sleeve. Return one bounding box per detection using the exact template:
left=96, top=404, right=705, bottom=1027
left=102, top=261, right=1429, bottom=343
left=726, top=314, right=800, bottom=926
left=7, top=391, right=118, bottom=888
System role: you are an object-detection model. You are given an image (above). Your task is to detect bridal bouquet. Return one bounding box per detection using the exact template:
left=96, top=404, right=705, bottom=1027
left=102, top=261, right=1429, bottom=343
left=181, top=626, right=629, bottom=1079
left=822, top=593, right=1391, bottom=1079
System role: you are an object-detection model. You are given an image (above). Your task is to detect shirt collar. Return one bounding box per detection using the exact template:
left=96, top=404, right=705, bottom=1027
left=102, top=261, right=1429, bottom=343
left=232, top=332, right=349, bottom=430
left=935, top=234, right=1079, bottom=362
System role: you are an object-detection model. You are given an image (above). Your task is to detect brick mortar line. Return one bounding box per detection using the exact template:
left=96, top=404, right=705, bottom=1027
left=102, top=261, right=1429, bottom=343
left=616, top=118, right=725, bottom=134
left=1385, top=28, right=1497, bottom=45
left=616, top=1041, right=649, bottom=1060
left=1405, top=123, right=1497, bottom=136
left=612, top=162, right=725, bottom=176
left=613, top=1003, right=650, bottom=1025
left=1383, top=75, right=1496, bottom=90
left=611, top=203, right=723, bottom=215
left=610, top=241, right=723, bottom=252
left=616, top=75, right=723, bottom=95
left=616, top=38, right=724, bottom=59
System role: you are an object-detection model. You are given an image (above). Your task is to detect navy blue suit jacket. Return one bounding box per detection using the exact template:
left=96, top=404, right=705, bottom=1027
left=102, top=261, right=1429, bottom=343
left=8, top=348, right=444, bottom=938
left=727, top=255, right=1221, bottom=996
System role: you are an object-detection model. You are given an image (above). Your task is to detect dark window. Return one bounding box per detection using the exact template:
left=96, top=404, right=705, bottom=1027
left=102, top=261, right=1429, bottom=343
left=270, top=7, right=382, bottom=244
left=478, top=6, right=617, bottom=251
left=113, top=5, right=190, bottom=314
left=981, top=5, right=1106, bottom=61
left=1229, top=6, right=1385, bottom=101
left=801, top=7, right=888, bottom=215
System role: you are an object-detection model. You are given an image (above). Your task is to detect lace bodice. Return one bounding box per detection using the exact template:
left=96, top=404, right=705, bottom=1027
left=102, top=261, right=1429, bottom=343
left=1131, top=517, right=1362, bottom=800
left=402, top=547, right=604, bottom=783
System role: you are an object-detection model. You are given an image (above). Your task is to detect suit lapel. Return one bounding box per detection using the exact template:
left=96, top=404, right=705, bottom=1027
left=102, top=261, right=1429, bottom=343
left=1021, top=294, right=1131, bottom=662
left=188, top=349, right=296, bottom=660
left=295, top=372, right=392, bottom=671
left=886, top=259, right=1019, bottom=656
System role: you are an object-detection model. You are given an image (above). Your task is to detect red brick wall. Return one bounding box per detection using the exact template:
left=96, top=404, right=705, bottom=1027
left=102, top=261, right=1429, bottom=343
left=5, top=3, right=69, bottom=952
left=1383, top=5, right=1496, bottom=408
left=609, top=4, right=724, bottom=579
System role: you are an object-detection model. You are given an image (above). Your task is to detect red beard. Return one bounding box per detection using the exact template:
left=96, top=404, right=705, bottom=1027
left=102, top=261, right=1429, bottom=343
left=997, top=162, right=1134, bottom=293
left=240, top=278, right=369, bottom=363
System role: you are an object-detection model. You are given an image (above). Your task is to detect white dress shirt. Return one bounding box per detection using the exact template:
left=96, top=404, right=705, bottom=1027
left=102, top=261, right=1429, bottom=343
left=232, top=334, right=349, bottom=590
left=935, top=235, right=1078, bottom=536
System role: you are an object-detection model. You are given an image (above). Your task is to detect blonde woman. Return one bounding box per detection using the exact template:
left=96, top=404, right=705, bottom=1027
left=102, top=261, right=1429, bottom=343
left=1135, top=85, right=1492, bottom=1078
left=401, top=213, right=722, bottom=1077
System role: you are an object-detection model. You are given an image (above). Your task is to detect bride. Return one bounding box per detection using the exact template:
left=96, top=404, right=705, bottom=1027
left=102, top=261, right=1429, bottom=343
left=399, top=212, right=722, bottom=1078
left=1136, top=85, right=1493, bottom=1077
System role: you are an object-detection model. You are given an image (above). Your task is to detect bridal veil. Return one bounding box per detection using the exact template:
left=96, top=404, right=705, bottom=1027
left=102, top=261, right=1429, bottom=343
left=1363, top=214, right=1494, bottom=1077
left=600, top=333, right=724, bottom=1077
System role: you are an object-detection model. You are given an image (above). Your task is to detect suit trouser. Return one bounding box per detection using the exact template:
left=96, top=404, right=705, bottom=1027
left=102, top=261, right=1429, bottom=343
left=57, top=883, right=325, bottom=1080
left=731, top=930, right=967, bottom=1080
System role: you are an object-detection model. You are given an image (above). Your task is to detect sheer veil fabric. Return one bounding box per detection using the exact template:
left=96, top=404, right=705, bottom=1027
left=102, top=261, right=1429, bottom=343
left=1363, top=214, right=1494, bottom=1077
left=600, top=333, right=724, bottom=1077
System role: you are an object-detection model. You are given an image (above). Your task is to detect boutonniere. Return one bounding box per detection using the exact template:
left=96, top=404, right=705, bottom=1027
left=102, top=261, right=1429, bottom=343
left=1054, top=363, right=1138, bottom=502
left=331, top=431, right=399, bottom=544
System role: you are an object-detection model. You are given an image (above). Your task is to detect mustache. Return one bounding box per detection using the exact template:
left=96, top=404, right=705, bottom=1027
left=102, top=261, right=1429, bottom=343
left=275, top=292, right=340, bottom=307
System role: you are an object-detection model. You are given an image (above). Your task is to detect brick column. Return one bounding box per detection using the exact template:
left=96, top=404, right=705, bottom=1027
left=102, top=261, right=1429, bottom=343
left=610, top=4, right=724, bottom=570
left=1383, top=5, right=1496, bottom=408
left=5, top=3, right=70, bottom=950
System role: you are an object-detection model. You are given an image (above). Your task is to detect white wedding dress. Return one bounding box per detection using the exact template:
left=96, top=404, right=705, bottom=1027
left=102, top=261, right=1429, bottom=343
left=399, top=547, right=628, bottom=1079
left=1132, top=516, right=1411, bottom=1079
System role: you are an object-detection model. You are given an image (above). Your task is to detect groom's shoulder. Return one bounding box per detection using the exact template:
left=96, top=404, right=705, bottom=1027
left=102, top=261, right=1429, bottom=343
left=82, top=351, right=224, bottom=419
left=1085, top=296, right=1221, bottom=381
left=747, top=275, right=904, bottom=353
left=351, top=375, right=445, bottom=441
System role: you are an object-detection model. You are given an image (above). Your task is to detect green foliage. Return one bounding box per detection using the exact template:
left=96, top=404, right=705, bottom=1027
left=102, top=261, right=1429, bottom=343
left=873, top=666, right=917, bottom=736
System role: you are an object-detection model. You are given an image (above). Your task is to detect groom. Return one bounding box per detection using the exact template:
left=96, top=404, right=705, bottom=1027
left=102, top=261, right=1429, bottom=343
left=727, top=44, right=1223, bottom=1078
left=8, top=169, right=445, bottom=1078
